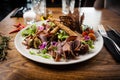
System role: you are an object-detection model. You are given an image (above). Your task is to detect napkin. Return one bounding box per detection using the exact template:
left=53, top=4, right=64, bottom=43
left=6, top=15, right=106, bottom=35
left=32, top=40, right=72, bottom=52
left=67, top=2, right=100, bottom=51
left=107, top=30, right=120, bottom=47
left=103, top=30, right=120, bottom=62
left=10, top=7, right=24, bottom=18
left=10, top=7, right=31, bottom=18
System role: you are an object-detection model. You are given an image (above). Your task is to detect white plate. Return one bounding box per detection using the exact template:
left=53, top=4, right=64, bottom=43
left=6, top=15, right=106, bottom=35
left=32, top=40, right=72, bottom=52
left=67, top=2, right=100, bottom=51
left=14, top=21, right=103, bottom=65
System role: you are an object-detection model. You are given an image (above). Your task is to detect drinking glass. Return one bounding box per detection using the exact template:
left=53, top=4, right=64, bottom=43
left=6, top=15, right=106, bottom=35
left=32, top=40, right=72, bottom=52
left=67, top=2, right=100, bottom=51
left=62, top=0, right=70, bottom=14
left=23, top=10, right=36, bottom=24
left=70, top=0, right=75, bottom=14
left=62, top=0, right=75, bottom=14
left=78, top=0, right=82, bottom=14
left=32, top=0, right=40, bottom=12
left=32, top=0, right=46, bottom=16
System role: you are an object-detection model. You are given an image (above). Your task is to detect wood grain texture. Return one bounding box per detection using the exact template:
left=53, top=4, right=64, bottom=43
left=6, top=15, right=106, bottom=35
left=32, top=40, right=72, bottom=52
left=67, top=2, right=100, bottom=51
left=0, top=7, right=120, bottom=80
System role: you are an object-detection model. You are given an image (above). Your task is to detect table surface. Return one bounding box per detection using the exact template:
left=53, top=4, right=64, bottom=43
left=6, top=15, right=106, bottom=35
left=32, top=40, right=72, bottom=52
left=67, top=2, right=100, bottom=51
left=0, top=7, right=120, bottom=80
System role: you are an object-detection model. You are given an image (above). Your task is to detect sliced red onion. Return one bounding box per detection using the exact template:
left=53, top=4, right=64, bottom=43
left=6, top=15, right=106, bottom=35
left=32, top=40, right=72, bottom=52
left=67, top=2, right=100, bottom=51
left=38, top=26, right=44, bottom=31
left=84, top=36, right=90, bottom=41
left=39, top=42, right=47, bottom=50
left=51, top=41, right=58, bottom=46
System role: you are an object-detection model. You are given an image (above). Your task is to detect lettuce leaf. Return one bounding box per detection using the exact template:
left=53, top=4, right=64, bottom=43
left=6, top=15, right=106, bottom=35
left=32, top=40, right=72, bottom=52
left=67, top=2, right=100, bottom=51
left=22, top=24, right=37, bottom=37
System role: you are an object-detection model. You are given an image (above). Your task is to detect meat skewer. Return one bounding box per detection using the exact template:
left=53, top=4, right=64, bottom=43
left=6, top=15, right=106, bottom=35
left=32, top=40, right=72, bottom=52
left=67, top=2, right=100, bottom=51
left=50, top=26, right=59, bottom=34
left=48, top=18, right=77, bottom=36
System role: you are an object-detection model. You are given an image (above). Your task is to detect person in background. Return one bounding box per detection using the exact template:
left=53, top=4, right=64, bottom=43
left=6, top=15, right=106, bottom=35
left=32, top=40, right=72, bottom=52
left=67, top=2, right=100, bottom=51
left=94, top=0, right=104, bottom=9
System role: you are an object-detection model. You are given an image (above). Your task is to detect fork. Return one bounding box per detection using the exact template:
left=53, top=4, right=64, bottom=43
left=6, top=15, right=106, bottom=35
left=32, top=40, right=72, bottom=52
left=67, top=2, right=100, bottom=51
left=98, top=24, right=120, bottom=55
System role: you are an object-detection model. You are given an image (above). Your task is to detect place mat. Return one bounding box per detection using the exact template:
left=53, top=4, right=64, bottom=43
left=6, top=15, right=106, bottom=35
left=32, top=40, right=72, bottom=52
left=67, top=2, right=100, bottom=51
left=103, top=30, right=120, bottom=62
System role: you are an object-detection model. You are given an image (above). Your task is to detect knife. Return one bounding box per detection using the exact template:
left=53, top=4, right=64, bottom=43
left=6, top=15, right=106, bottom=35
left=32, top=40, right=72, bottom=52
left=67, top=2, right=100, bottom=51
left=107, top=25, right=120, bottom=39
left=98, top=25, right=120, bottom=62
left=103, top=36, right=120, bottom=62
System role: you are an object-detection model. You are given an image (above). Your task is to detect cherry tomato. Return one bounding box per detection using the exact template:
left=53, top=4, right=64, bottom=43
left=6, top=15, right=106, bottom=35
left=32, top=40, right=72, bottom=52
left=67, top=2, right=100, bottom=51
left=82, top=32, right=88, bottom=37
left=88, top=33, right=96, bottom=41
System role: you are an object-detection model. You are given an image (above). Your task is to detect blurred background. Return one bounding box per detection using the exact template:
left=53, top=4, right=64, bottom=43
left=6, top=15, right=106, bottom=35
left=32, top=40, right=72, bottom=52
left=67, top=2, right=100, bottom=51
left=0, top=0, right=120, bottom=21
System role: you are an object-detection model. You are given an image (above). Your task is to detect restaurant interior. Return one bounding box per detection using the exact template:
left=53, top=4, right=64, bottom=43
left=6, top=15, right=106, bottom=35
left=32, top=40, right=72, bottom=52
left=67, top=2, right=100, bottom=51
left=0, top=0, right=120, bottom=80
left=1, top=0, right=120, bottom=21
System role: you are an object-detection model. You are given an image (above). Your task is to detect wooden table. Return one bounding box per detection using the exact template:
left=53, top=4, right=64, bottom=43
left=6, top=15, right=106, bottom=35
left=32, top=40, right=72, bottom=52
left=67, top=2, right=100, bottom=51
left=0, top=7, right=120, bottom=80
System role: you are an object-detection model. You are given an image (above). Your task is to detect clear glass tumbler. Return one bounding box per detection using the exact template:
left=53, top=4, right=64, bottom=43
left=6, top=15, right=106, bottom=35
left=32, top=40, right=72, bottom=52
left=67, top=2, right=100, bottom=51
left=62, top=0, right=70, bottom=15
left=32, top=0, right=40, bottom=13
left=32, top=0, right=46, bottom=16
left=70, top=0, right=75, bottom=14
left=38, top=0, right=46, bottom=16
left=23, top=10, right=36, bottom=24
left=62, top=0, right=75, bottom=14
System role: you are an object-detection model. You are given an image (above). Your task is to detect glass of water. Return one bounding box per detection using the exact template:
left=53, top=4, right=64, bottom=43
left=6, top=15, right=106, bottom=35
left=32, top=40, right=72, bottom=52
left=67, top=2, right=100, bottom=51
left=70, top=0, right=75, bottom=14
left=32, top=0, right=46, bottom=16
left=62, top=0, right=70, bottom=14
left=31, top=0, right=40, bottom=12
left=62, top=0, right=75, bottom=14
left=23, top=10, right=36, bottom=25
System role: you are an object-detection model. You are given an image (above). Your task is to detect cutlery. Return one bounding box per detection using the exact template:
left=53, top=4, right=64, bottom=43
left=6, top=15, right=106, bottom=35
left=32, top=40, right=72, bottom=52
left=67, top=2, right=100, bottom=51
left=98, top=24, right=120, bottom=62
left=98, top=24, right=120, bottom=52
left=107, top=25, right=120, bottom=39
left=106, top=25, right=120, bottom=47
